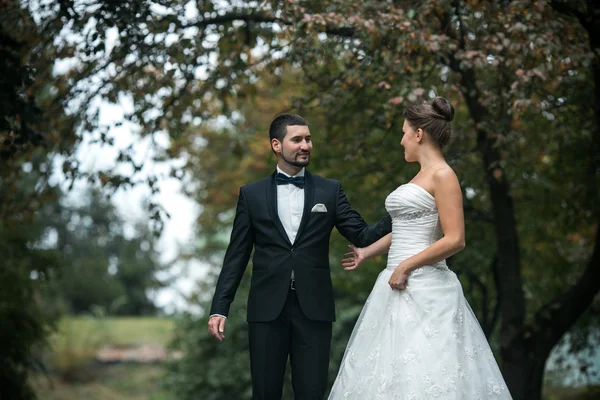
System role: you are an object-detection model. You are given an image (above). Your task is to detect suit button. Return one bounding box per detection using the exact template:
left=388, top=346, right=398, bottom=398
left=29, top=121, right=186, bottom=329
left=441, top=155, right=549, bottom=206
left=291, top=248, right=295, bottom=253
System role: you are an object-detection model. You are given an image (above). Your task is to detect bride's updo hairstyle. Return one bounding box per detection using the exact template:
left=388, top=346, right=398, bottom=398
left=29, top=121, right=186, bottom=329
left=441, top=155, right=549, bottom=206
left=404, top=97, right=455, bottom=149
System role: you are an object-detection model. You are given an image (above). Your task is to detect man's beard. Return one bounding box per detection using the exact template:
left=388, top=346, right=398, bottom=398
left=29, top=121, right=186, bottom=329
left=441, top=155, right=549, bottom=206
left=282, top=150, right=310, bottom=167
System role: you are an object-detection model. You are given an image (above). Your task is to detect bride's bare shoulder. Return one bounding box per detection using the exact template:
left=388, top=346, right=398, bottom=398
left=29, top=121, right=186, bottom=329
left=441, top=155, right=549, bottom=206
left=432, top=166, right=460, bottom=195
left=432, top=164, right=456, bottom=181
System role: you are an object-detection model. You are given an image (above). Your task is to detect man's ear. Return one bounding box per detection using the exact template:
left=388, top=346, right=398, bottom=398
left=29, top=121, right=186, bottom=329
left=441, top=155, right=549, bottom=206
left=271, top=138, right=281, bottom=154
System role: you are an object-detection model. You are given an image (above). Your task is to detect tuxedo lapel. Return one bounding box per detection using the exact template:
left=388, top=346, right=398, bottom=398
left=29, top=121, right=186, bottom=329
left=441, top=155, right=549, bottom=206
left=266, top=171, right=293, bottom=246
left=294, top=171, right=314, bottom=243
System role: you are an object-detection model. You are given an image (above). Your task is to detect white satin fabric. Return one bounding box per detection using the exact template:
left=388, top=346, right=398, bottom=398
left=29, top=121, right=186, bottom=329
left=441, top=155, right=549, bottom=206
left=328, top=184, right=512, bottom=400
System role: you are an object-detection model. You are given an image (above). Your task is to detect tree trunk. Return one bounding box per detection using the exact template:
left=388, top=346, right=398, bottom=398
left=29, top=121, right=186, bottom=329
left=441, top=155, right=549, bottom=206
left=502, top=357, right=546, bottom=400
left=462, top=86, right=527, bottom=400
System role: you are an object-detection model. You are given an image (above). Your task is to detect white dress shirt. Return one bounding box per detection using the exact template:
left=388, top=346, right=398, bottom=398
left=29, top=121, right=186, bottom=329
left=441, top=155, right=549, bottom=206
left=276, top=166, right=305, bottom=245
left=277, top=166, right=305, bottom=280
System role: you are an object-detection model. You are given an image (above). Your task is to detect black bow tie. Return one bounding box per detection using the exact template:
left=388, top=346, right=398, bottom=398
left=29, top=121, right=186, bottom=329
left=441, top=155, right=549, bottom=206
left=276, top=173, right=305, bottom=189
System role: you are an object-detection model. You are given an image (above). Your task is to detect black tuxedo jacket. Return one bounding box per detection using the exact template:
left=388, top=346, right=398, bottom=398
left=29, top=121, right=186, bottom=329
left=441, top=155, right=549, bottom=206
left=210, top=170, right=392, bottom=322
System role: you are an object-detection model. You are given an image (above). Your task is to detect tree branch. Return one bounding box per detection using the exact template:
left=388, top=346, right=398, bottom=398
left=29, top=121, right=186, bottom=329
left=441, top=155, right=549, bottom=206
left=183, top=12, right=284, bottom=29
left=533, top=221, right=600, bottom=355
left=182, top=11, right=356, bottom=38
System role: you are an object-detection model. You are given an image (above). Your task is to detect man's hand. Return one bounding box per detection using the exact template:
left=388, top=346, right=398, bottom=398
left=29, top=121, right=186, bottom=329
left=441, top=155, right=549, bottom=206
left=208, top=316, right=226, bottom=341
left=341, top=245, right=366, bottom=271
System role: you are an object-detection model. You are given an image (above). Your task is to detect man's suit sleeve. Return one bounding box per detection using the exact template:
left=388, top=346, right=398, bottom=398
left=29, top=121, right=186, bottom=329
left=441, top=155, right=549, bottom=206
left=334, top=182, right=392, bottom=247
left=209, top=187, right=255, bottom=317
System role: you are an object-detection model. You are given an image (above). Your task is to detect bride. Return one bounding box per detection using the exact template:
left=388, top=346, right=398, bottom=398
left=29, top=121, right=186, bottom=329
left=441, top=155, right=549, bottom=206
left=328, top=97, right=512, bottom=399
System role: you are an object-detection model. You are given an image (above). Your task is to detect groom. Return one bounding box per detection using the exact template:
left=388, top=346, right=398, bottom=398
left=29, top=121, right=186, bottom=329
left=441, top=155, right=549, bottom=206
left=208, top=114, right=391, bottom=399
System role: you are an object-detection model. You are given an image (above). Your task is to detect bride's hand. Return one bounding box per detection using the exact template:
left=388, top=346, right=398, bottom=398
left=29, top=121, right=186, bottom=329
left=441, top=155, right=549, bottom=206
left=388, top=264, right=410, bottom=290
left=341, top=245, right=366, bottom=271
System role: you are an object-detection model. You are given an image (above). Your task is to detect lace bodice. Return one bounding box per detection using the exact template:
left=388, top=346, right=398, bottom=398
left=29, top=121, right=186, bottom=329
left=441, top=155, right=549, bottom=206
left=385, top=183, right=445, bottom=270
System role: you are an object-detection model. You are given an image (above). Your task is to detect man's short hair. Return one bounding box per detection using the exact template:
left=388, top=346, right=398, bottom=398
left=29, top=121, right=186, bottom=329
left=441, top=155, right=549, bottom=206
left=269, top=114, right=308, bottom=142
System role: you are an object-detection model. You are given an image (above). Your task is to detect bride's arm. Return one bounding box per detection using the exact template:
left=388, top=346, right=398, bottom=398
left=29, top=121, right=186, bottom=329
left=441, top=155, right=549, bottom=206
left=397, top=168, right=465, bottom=274
left=341, top=233, right=391, bottom=270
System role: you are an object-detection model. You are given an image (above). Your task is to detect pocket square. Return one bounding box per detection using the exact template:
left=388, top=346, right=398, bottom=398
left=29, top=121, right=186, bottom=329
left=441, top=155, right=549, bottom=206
left=311, top=203, right=328, bottom=213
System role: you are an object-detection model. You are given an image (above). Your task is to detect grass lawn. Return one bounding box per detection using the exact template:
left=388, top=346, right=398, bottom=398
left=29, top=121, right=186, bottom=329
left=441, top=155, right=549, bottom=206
left=32, top=316, right=177, bottom=400
left=33, top=364, right=173, bottom=400
left=52, top=316, right=175, bottom=348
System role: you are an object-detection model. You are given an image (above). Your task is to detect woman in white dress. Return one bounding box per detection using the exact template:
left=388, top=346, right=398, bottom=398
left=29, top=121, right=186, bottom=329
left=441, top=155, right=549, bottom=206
left=328, top=97, right=512, bottom=400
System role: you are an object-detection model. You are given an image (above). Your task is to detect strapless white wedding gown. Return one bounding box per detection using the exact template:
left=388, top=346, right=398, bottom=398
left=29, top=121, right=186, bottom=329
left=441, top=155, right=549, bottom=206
left=328, top=184, right=512, bottom=400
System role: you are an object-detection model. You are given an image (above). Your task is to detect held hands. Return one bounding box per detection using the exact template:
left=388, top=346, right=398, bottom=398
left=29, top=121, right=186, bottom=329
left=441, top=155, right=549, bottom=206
left=341, top=245, right=366, bottom=271
left=208, top=316, right=226, bottom=341
left=388, top=262, right=410, bottom=290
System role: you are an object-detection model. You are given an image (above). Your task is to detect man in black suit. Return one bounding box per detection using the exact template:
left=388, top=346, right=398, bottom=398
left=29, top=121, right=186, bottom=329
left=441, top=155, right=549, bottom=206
left=208, top=114, right=391, bottom=399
